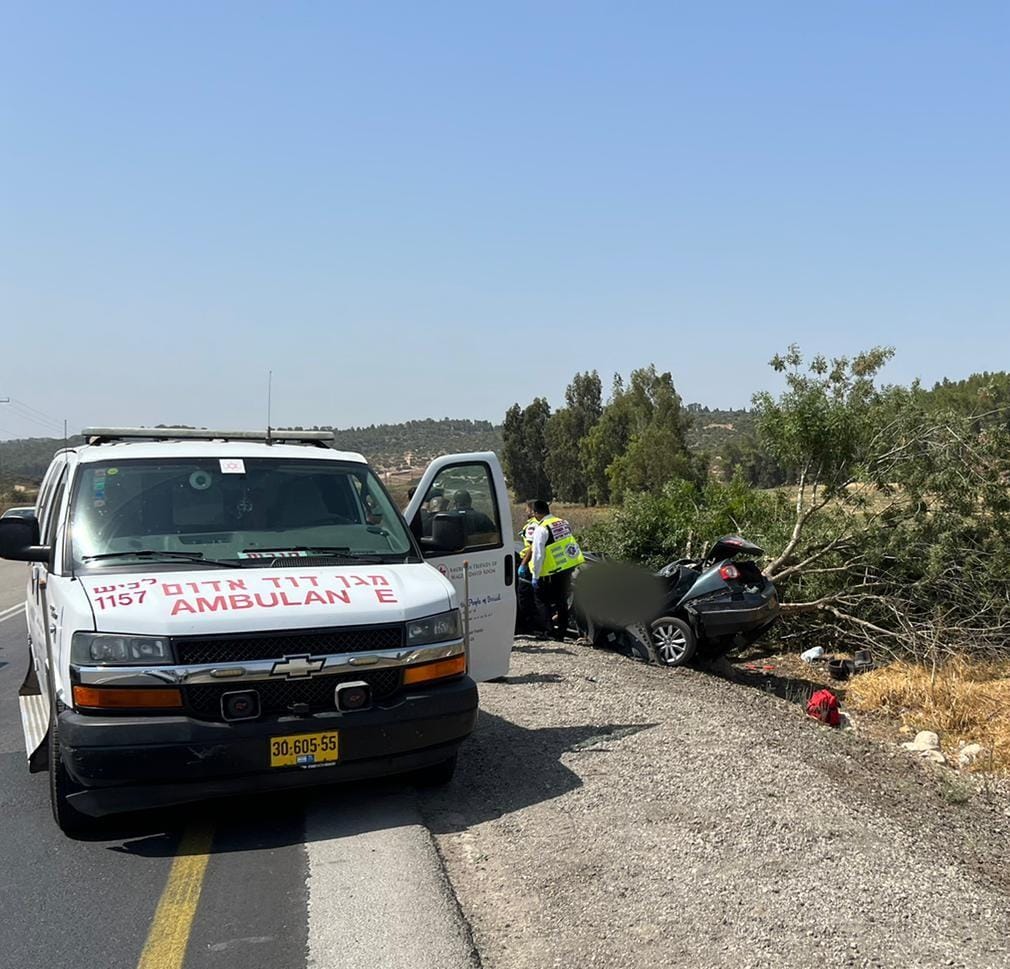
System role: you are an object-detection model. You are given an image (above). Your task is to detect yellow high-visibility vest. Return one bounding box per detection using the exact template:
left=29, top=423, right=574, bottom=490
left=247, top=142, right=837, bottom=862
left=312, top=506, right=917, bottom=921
left=519, top=517, right=538, bottom=549
left=535, top=515, right=586, bottom=577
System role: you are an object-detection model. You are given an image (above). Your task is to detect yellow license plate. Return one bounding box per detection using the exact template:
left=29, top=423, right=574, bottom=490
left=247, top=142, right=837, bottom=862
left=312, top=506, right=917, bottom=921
left=269, top=731, right=339, bottom=768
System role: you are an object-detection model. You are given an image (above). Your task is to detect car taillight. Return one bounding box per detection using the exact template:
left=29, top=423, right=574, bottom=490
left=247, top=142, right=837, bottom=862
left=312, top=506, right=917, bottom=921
left=719, top=564, right=740, bottom=581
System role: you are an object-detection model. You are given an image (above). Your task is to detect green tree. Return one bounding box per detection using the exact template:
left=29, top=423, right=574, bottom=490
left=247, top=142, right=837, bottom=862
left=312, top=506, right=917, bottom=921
left=502, top=399, right=554, bottom=500
left=585, top=365, right=699, bottom=502
left=544, top=370, right=603, bottom=504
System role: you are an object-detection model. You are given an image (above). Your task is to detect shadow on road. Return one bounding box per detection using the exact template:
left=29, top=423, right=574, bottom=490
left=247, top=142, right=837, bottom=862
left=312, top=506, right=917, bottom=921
left=499, top=672, right=565, bottom=685
left=511, top=644, right=574, bottom=656
left=420, top=711, right=657, bottom=835
left=77, top=711, right=656, bottom=855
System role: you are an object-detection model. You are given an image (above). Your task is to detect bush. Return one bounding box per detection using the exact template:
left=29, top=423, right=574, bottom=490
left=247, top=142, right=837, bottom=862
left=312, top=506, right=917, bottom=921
left=579, top=475, right=786, bottom=571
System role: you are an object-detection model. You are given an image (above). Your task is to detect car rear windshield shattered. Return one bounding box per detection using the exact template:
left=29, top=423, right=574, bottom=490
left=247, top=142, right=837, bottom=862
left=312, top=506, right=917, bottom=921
left=70, top=458, right=417, bottom=570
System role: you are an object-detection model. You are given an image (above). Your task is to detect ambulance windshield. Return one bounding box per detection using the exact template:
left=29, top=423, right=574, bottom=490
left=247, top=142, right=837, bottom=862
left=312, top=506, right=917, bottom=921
left=70, top=458, right=418, bottom=570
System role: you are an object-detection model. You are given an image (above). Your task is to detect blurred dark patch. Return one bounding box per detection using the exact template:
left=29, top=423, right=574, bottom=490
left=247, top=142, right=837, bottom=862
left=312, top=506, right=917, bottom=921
left=573, top=561, right=666, bottom=628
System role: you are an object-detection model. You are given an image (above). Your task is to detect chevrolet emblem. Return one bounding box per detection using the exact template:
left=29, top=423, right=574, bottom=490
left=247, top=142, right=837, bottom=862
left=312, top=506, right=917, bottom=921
left=270, top=654, right=326, bottom=679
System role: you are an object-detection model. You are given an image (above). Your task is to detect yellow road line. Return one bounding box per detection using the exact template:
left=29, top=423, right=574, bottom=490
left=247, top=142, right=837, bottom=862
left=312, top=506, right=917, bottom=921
left=137, top=824, right=215, bottom=969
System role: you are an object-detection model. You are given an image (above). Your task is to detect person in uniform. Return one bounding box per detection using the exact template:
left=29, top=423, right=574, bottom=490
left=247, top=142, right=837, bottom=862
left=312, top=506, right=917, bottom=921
left=528, top=499, right=585, bottom=641
left=515, top=500, right=539, bottom=633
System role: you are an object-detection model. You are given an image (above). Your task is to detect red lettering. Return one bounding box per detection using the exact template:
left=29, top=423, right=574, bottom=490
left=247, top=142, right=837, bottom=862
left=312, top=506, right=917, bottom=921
left=375, top=589, right=397, bottom=604
left=284, top=576, right=300, bottom=588
left=353, top=575, right=370, bottom=587
left=254, top=593, right=280, bottom=608
left=93, top=584, right=116, bottom=594
left=369, top=575, right=389, bottom=586
left=300, top=575, right=319, bottom=587
left=336, top=575, right=351, bottom=589
left=203, top=580, right=222, bottom=593
left=195, top=596, right=227, bottom=613
left=163, top=583, right=183, bottom=596
left=171, top=599, right=196, bottom=616
left=304, top=590, right=326, bottom=606
left=264, top=577, right=282, bottom=588
left=227, top=579, right=247, bottom=591
left=326, top=589, right=351, bottom=605
left=228, top=594, right=253, bottom=609
left=279, top=592, right=300, bottom=606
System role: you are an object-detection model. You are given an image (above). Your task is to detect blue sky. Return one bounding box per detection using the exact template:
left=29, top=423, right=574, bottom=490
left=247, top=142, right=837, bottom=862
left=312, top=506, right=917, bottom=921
left=1, top=2, right=1007, bottom=438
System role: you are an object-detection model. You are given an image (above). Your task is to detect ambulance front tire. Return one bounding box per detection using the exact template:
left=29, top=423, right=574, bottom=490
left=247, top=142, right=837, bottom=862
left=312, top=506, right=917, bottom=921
left=412, top=753, right=458, bottom=787
left=49, top=705, right=91, bottom=836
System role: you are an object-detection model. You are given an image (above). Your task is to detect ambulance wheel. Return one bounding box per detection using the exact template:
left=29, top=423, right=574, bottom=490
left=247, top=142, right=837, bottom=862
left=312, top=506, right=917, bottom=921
left=49, top=707, right=91, bottom=836
left=413, top=753, right=458, bottom=787
left=649, top=616, right=697, bottom=667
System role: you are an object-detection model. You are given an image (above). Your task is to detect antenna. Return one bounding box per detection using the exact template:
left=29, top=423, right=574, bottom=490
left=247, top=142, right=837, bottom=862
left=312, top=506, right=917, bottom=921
left=266, top=370, right=273, bottom=444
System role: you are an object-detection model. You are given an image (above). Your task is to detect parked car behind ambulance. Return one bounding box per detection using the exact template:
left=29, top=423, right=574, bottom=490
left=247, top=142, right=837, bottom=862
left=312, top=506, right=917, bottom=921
left=0, top=428, right=515, bottom=833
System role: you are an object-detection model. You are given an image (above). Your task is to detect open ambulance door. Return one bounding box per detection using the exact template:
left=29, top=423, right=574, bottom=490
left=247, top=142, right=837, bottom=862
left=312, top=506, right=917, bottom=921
left=404, top=452, right=515, bottom=681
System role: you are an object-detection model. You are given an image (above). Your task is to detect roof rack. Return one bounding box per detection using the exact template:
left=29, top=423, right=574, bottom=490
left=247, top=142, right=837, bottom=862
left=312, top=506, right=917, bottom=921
left=82, top=427, right=335, bottom=447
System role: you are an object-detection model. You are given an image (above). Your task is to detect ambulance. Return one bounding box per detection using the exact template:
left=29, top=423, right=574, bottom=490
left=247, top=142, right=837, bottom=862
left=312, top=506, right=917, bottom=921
left=0, top=427, right=515, bottom=833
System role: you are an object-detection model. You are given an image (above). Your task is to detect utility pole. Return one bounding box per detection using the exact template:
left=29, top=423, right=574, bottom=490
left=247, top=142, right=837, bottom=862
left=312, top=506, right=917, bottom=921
left=0, top=398, right=9, bottom=485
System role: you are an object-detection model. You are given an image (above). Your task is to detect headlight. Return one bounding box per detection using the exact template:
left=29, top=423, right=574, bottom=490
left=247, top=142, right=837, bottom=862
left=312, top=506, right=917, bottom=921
left=406, top=609, right=462, bottom=646
left=71, top=632, right=174, bottom=666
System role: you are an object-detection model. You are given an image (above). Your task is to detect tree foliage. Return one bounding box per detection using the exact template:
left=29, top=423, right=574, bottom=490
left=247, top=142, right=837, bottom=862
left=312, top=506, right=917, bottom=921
left=544, top=371, right=603, bottom=504
left=501, top=398, right=553, bottom=500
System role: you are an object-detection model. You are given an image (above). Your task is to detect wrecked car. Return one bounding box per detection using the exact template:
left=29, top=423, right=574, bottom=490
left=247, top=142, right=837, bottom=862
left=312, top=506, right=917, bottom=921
left=571, top=535, right=780, bottom=667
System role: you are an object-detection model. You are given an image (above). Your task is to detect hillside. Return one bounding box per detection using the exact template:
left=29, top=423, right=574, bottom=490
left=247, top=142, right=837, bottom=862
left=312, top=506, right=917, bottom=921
left=0, top=420, right=504, bottom=485
left=685, top=405, right=757, bottom=453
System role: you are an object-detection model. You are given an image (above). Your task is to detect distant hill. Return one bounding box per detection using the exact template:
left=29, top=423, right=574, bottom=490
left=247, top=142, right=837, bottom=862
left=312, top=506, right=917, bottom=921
left=0, top=420, right=504, bottom=485
left=685, top=405, right=757, bottom=453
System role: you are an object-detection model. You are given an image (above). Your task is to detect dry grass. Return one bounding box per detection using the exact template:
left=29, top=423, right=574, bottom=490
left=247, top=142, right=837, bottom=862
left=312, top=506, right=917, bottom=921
left=846, top=657, right=1010, bottom=773
left=508, top=502, right=612, bottom=537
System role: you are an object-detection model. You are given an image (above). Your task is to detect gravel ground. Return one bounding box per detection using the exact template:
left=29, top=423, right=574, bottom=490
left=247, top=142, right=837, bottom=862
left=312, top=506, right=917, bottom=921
left=418, top=638, right=1010, bottom=969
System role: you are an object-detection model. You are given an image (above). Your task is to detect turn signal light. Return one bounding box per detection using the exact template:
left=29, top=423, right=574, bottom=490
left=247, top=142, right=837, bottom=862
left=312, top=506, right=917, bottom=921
left=719, top=564, right=740, bottom=581
left=402, top=654, right=466, bottom=686
left=72, top=685, right=183, bottom=710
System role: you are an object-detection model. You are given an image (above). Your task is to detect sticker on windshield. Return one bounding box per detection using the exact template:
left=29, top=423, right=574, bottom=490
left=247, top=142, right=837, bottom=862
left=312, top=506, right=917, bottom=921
left=189, top=470, right=213, bottom=490
left=220, top=458, right=246, bottom=474
left=238, top=550, right=311, bottom=559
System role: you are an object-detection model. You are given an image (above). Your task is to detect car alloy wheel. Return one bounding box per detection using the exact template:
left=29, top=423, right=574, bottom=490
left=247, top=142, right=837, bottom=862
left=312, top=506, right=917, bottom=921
left=648, top=616, right=697, bottom=667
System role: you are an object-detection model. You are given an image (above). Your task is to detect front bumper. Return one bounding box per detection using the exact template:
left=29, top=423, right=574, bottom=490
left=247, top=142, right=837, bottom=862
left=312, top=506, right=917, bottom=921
left=58, top=676, right=478, bottom=817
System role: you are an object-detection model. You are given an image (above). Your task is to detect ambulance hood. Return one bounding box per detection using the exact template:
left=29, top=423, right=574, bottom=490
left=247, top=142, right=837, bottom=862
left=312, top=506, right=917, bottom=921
left=81, top=563, right=456, bottom=637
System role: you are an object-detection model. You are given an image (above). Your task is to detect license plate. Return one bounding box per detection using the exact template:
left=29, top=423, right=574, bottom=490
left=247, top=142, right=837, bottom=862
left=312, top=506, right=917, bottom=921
left=269, top=731, right=339, bottom=768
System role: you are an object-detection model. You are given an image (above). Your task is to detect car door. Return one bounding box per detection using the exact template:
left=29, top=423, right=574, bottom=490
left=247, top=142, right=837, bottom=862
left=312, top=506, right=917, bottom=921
left=404, top=452, right=515, bottom=681
left=27, top=458, right=65, bottom=680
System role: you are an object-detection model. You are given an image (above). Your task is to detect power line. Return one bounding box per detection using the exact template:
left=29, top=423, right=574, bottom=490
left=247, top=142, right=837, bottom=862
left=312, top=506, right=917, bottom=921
left=9, top=397, right=61, bottom=425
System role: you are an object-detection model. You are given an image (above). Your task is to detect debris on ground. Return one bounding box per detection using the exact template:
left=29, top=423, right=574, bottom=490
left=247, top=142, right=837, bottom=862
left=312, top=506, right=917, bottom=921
left=806, top=688, right=842, bottom=726
left=901, top=730, right=947, bottom=764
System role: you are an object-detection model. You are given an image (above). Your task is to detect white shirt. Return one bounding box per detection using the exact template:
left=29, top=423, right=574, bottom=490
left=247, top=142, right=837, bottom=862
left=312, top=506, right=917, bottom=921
left=531, top=521, right=551, bottom=578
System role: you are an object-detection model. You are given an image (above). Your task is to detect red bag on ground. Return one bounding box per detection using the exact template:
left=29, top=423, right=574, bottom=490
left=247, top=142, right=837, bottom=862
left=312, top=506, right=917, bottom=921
left=806, top=689, right=841, bottom=727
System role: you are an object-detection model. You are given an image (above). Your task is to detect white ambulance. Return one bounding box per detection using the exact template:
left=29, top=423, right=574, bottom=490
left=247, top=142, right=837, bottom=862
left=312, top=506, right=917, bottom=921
left=0, top=427, right=515, bottom=833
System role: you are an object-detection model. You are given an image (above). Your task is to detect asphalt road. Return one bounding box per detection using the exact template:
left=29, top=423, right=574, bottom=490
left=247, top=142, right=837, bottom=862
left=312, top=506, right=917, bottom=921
left=0, top=559, right=475, bottom=969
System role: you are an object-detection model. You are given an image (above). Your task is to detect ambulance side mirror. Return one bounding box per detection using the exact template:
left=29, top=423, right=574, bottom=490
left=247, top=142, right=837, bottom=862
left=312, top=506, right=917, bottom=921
left=0, top=514, right=49, bottom=563
left=423, top=513, right=466, bottom=554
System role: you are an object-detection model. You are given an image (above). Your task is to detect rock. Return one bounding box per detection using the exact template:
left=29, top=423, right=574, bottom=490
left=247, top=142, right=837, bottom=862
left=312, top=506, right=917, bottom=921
left=838, top=711, right=855, bottom=730
left=920, top=750, right=946, bottom=765
left=958, top=743, right=985, bottom=768
left=901, top=730, right=940, bottom=752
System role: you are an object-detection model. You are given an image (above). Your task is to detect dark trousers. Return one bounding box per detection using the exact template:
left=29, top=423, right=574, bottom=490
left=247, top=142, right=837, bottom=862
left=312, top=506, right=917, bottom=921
left=535, top=571, right=572, bottom=641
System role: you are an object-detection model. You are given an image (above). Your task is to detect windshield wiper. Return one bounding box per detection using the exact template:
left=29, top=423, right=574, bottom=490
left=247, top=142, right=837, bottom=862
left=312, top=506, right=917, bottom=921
left=81, top=550, right=235, bottom=568
left=239, top=546, right=389, bottom=564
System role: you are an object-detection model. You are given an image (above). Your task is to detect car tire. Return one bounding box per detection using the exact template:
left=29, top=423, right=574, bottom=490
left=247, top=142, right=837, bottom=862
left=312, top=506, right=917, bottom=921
left=413, top=753, right=458, bottom=787
left=49, top=706, right=91, bottom=836
left=649, top=616, right=697, bottom=668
